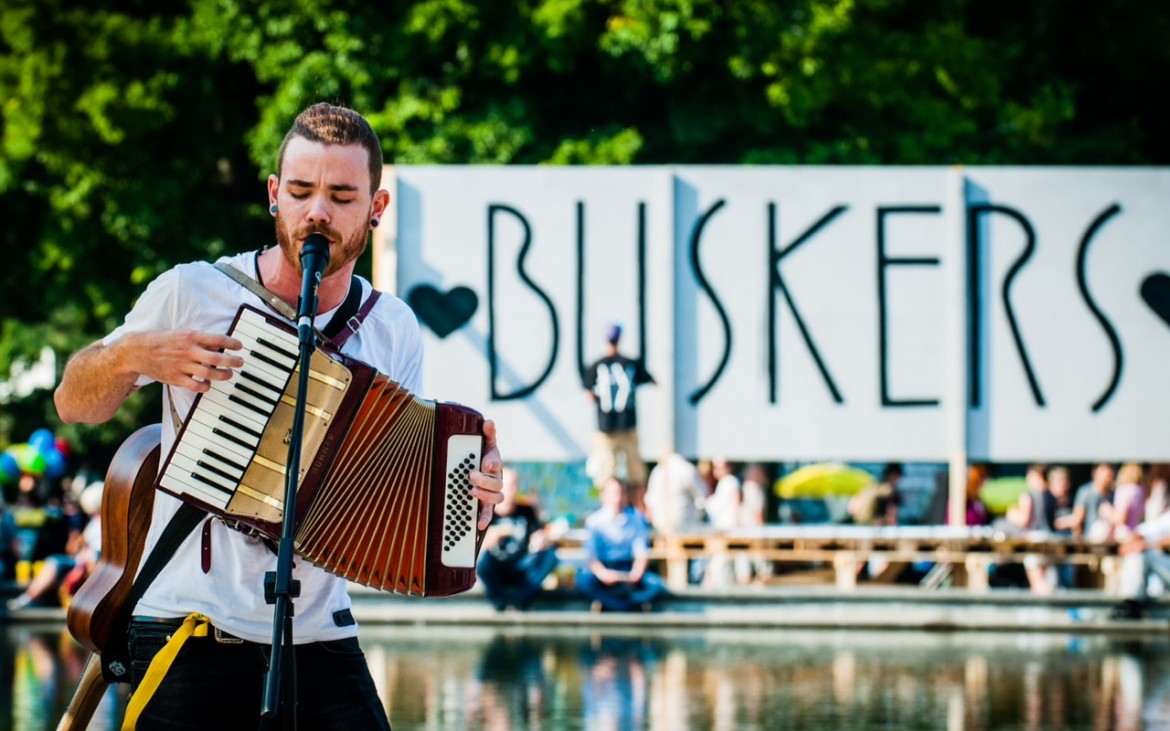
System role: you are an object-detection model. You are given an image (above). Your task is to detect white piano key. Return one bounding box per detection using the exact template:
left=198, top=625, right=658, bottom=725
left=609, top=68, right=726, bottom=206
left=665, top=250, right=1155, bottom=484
left=201, top=388, right=271, bottom=430
left=189, top=408, right=263, bottom=452
left=159, top=467, right=232, bottom=509
left=172, top=427, right=254, bottom=467
left=204, top=381, right=277, bottom=422
left=168, top=451, right=239, bottom=492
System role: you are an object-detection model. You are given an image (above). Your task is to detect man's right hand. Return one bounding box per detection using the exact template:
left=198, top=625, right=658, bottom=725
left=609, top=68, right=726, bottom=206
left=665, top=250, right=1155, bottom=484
left=55, top=330, right=243, bottom=424
left=127, top=330, right=244, bottom=393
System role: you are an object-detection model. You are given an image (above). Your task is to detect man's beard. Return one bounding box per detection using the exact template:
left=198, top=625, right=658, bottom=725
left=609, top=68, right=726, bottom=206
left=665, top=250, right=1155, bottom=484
left=274, top=212, right=369, bottom=278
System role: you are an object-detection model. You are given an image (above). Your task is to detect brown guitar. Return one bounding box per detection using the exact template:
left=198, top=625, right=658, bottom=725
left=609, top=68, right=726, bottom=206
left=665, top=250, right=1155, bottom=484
left=57, top=423, right=161, bottom=731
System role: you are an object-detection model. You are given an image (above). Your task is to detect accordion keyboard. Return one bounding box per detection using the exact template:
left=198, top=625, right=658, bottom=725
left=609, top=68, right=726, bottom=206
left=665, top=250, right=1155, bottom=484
left=159, top=307, right=352, bottom=522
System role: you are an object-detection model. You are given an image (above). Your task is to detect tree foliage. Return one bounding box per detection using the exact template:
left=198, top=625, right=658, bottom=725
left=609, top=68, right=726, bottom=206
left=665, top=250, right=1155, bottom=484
left=2, top=0, right=1167, bottom=466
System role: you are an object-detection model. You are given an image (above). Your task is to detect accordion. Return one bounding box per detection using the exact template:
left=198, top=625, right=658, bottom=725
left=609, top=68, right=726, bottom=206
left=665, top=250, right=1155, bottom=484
left=156, top=304, right=485, bottom=597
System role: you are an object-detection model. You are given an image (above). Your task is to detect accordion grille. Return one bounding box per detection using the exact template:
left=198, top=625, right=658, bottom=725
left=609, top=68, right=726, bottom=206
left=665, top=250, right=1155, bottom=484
left=295, top=374, right=436, bottom=594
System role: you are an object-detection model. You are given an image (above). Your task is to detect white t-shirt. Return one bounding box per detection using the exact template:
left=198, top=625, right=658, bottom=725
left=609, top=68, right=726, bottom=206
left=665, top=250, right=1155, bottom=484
left=103, top=250, right=424, bottom=643
left=643, top=453, right=706, bottom=533
left=1137, top=509, right=1170, bottom=545
left=706, top=475, right=742, bottom=530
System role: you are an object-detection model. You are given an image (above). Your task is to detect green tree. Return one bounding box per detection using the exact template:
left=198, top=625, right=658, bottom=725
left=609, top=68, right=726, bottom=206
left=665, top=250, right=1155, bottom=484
left=0, top=0, right=269, bottom=464
left=2, top=0, right=1167, bottom=467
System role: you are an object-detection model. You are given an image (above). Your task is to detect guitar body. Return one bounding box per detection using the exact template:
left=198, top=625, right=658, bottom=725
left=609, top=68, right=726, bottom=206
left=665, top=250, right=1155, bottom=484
left=67, top=423, right=161, bottom=652
left=58, top=424, right=161, bottom=731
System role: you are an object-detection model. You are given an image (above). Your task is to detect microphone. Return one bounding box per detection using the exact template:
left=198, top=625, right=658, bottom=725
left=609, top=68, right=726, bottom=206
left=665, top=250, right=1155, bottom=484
left=297, top=233, right=331, bottom=335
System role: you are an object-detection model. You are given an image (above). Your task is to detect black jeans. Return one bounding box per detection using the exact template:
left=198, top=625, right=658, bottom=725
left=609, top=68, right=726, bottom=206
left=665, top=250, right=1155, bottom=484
left=127, top=618, right=391, bottom=730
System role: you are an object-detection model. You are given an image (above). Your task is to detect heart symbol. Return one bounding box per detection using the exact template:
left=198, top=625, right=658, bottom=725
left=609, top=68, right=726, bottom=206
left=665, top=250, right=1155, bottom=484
left=407, top=284, right=478, bottom=338
left=1141, top=272, right=1170, bottom=329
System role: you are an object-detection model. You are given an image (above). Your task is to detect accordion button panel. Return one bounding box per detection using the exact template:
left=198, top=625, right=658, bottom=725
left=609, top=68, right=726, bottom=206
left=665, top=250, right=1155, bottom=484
left=440, top=434, right=482, bottom=568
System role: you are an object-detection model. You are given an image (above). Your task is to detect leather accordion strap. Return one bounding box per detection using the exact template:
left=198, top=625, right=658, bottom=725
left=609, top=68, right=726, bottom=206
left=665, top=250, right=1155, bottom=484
left=213, top=261, right=379, bottom=348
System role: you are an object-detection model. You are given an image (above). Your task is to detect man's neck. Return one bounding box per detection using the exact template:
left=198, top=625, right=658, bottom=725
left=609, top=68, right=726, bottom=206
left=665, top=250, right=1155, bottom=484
left=258, top=246, right=354, bottom=312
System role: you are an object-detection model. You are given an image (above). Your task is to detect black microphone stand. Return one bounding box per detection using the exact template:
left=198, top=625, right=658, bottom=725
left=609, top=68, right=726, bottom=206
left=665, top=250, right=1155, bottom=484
left=261, top=234, right=330, bottom=728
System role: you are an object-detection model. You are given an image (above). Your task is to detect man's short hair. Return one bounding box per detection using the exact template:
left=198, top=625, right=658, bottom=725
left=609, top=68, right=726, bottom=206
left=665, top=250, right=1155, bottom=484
left=605, top=323, right=622, bottom=344
left=277, top=103, right=383, bottom=194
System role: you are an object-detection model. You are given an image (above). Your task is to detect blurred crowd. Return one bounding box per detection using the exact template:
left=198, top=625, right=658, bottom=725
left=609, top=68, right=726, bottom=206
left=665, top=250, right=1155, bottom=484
left=6, top=421, right=1167, bottom=614
left=477, top=455, right=1170, bottom=611
left=1, top=470, right=102, bottom=611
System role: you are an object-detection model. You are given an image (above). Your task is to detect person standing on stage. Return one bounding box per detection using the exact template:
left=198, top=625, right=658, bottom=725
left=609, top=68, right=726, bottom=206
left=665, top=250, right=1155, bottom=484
left=581, top=323, right=655, bottom=492
left=54, top=102, right=504, bottom=730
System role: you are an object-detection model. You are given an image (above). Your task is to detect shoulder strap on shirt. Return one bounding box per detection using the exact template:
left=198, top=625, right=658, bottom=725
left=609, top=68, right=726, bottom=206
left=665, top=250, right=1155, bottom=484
left=319, top=277, right=364, bottom=343
left=214, top=260, right=296, bottom=321
left=212, top=261, right=377, bottom=348
left=329, top=289, right=382, bottom=348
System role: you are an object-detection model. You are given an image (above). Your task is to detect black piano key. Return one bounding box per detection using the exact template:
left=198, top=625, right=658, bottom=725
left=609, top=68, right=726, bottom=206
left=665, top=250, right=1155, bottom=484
left=234, top=381, right=279, bottom=406
left=227, top=393, right=270, bottom=418
left=195, top=459, right=241, bottom=484
left=251, top=349, right=290, bottom=371
left=220, top=415, right=262, bottom=440
left=200, top=448, right=246, bottom=474
left=192, top=471, right=235, bottom=497
left=239, top=368, right=284, bottom=396
left=212, top=426, right=254, bottom=451
left=255, top=337, right=297, bottom=362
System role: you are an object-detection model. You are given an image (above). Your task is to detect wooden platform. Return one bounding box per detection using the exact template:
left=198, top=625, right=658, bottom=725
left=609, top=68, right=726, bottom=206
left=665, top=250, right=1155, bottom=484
left=555, top=525, right=1123, bottom=593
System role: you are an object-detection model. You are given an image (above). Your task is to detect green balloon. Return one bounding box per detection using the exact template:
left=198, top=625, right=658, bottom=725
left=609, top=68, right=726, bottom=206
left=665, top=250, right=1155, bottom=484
left=10, top=443, right=46, bottom=476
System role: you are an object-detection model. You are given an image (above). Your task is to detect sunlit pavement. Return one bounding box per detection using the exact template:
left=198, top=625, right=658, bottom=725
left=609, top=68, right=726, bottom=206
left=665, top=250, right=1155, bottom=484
left=5, top=584, right=1168, bottom=633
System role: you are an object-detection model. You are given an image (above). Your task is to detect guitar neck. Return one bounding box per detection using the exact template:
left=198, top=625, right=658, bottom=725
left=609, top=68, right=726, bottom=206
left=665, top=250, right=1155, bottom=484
left=56, top=652, right=110, bottom=731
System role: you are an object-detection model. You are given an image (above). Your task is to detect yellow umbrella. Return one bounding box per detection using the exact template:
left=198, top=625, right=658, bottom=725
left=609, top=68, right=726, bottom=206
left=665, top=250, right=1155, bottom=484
left=979, top=476, right=1028, bottom=516
left=774, top=463, right=876, bottom=499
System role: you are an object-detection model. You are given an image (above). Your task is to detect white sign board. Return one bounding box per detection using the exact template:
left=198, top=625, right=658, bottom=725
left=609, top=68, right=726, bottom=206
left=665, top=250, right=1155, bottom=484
left=395, top=167, right=673, bottom=463
left=392, top=166, right=1170, bottom=463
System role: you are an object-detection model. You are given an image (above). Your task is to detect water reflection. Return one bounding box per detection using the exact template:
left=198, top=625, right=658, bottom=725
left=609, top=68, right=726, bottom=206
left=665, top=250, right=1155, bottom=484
left=6, top=622, right=1170, bottom=730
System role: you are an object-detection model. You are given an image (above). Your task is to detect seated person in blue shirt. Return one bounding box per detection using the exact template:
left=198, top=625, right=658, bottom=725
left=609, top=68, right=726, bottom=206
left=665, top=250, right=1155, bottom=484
left=579, top=476, right=666, bottom=612
left=476, top=468, right=558, bottom=611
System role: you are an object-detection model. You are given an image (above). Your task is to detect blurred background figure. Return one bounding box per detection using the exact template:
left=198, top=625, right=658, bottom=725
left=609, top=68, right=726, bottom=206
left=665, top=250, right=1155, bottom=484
left=1145, top=464, right=1170, bottom=521
left=1068, top=463, right=1116, bottom=542
left=1004, top=464, right=1069, bottom=595
left=1109, top=505, right=1170, bottom=620
left=6, top=481, right=102, bottom=611
left=704, top=458, right=741, bottom=532
left=702, top=458, right=742, bottom=588
left=1104, top=463, right=1146, bottom=542
left=737, top=463, right=771, bottom=585
left=848, top=462, right=904, bottom=527
left=579, top=477, right=665, bottom=612
left=1048, top=466, right=1076, bottom=535
left=1006, top=464, right=1052, bottom=533
left=581, top=323, right=656, bottom=498
left=953, top=465, right=991, bottom=527
left=739, top=463, right=769, bottom=529
left=643, top=448, right=707, bottom=535
left=476, top=468, right=558, bottom=612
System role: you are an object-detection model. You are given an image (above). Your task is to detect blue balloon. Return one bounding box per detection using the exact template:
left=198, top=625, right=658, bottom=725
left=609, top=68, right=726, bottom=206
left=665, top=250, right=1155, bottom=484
left=0, top=452, right=18, bottom=484
left=29, top=428, right=56, bottom=454
left=42, top=448, right=67, bottom=480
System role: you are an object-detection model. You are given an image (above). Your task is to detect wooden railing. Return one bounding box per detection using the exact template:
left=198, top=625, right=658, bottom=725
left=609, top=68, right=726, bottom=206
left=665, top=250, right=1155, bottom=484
left=555, top=525, right=1123, bottom=594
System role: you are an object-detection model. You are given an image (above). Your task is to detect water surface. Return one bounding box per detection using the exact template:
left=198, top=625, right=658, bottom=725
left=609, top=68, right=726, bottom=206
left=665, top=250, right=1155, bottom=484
left=4, top=622, right=1170, bottom=730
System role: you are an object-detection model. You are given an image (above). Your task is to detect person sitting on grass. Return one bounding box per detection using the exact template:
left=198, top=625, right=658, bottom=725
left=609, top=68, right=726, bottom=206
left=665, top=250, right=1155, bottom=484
left=578, top=476, right=665, bottom=612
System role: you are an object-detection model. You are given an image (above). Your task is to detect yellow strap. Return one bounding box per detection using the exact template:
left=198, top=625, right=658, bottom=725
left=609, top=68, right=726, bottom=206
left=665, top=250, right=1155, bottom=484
left=121, top=613, right=211, bottom=731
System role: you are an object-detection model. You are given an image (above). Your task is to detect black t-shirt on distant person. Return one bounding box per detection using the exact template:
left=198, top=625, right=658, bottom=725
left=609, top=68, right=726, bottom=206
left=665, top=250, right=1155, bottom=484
left=582, top=355, right=654, bottom=433
left=487, top=503, right=542, bottom=564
